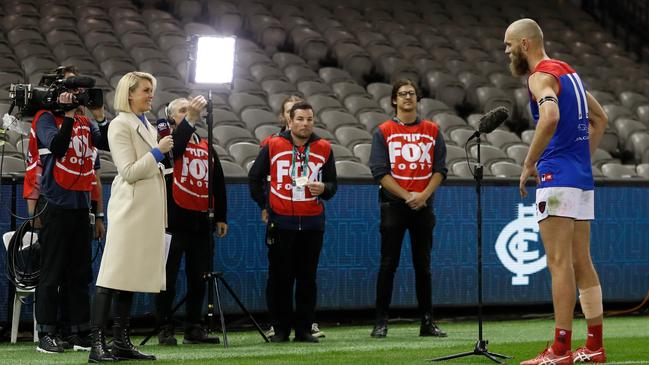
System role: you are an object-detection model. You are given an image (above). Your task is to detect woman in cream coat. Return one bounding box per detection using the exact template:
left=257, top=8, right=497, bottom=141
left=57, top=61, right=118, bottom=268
left=88, top=71, right=173, bottom=363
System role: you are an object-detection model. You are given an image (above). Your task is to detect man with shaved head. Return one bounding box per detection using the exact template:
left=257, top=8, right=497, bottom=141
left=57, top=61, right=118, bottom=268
left=504, top=19, right=609, bottom=364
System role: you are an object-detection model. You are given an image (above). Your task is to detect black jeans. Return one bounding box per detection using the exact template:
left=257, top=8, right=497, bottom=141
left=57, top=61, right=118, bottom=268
left=267, top=228, right=323, bottom=335
left=36, top=203, right=92, bottom=334
left=155, top=228, right=212, bottom=328
left=375, top=202, right=436, bottom=320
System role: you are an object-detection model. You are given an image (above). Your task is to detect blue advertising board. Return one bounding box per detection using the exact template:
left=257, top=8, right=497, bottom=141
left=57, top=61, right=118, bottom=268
left=0, top=179, right=648, bottom=320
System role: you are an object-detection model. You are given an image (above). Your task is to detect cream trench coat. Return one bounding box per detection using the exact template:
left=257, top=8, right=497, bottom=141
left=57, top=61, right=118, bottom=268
left=96, top=112, right=167, bottom=293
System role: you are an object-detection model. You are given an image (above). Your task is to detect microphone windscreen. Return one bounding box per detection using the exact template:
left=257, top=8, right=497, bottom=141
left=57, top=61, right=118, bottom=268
left=478, top=106, right=510, bottom=134
left=62, top=76, right=96, bottom=89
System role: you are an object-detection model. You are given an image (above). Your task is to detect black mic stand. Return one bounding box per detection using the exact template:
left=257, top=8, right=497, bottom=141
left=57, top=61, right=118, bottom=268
left=141, top=90, right=268, bottom=347
left=429, top=133, right=512, bottom=364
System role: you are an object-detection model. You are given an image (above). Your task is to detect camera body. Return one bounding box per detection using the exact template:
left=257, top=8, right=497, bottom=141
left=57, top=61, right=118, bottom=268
left=9, top=70, right=103, bottom=116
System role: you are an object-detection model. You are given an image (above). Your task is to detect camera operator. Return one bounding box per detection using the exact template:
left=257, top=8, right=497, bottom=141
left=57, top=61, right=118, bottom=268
left=154, top=96, right=228, bottom=346
left=27, top=66, right=110, bottom=354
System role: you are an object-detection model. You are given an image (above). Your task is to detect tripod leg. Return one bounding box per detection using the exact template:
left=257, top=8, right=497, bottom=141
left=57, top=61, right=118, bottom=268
left=486, top=351, right=513, bottom=359
left=482, top=352, right=506, bottom=364
left=140, top=294, right=187, bottom=346
left=429, top=351, right=476, bottom=362
left=212, top=277, right=228, bottom=347
left=218, top=277, right=269, bottom=342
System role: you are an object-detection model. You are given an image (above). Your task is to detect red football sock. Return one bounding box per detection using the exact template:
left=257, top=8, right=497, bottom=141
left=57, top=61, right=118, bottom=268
left=552, top=328, right=572, bottom=355
left=586, top=324, right=603, bottom=350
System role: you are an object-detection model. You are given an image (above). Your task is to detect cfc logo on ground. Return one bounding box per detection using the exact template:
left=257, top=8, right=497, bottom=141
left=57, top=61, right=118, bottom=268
left=387, top=133, right=435, bottom=172
left=494, top=203, right=547, bottom=285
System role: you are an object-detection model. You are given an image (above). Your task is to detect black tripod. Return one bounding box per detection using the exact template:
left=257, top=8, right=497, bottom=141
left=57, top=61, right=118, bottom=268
left=430, top=134, right=512, bottom=364
left=141, top=91, right=268, bottom=346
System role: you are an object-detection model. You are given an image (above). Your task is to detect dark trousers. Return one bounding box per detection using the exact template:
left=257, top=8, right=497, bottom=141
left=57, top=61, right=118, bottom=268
left=155, top=229, right=211, bottom=328
left=36, top=203, right=92, bottom=334
left=375, top=202, right=436, bottom=320
left=267, top=229, right=323, bottom=335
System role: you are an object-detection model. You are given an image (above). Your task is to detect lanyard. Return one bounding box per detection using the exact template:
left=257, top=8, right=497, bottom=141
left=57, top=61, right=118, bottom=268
left=290, top=144, right=310, bottom=184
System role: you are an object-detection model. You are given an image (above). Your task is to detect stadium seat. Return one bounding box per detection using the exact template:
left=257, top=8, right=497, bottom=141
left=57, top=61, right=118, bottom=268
left=366, top=83, right=392, bottom=102
left=220, top=160, right=247, bottom=177
left=469, top=145, right=513, bottom=165
left=313, top=127, right=337, bottom=143
left=319, top=67, right=354, bottom=85
left=344, top=95, right=383, bottom=117
left=0, top=156, right=26, bottom=175
left=358, top=111, right=390, bottom=132
left=636, top=163, right=649, bottom=179
left=249, top=64, right=288, bottom=83
left=319, top=110, right=360, bottom=131
left=330, top=143, right=358, bottom=162
left=353, top=143, right=372, bottom=165
left=335, top=160, right=372, bottom=178
left=228, top=92, right=270, bottom=115
left=240, top=109, right=278, bottom=131
left=297, top=81, right=335, bottom=98
left=476, top=86, right=514, bottom=114
left=432, top=113, right=467, bottom=133
left=485, top=129, right=523, bottom=149
left=505, top=144, right=529, bottom=165
left=334, top=126, right=372, bottom=149
left=332, top=82, right=368, bottom=101
left=490, top=161, right=523, bottom=177
left=289, top=26, right=328, bottom=67
left=272, top=52, right=306, bottom=70
left=628, top=132, right=649, bottom=162
left=306, top=95, right=344, bottom=117
left=613, top=118, right=647, bottom=146
left=284, top=64, right=321, bottom=84
left=254, top=125, right=281, bottom=142
left=417, top=98, right=453, bottom=119
left=260, top=80, right=299, bottom=96
left=602, top=104, right=634, bottom=124
left=213, top=125, right=256, bottom=147
left=228, top=142, right=261, bottom=166
left=446, top=145, right=466, bottom=164
left=425, top=72, right=466, bottom=110
left=619, top=91, right=649, bottom=110
left=600, top=163, right=639, bottom=178
left=451, top=160, right=492, bottom=178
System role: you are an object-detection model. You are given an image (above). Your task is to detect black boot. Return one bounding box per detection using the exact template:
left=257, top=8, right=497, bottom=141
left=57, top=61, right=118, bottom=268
left=419, top=313, right=447, bottom=337
left=88, top=328, right=117, bottom=363
left=112, top=318, right=156, bottom=361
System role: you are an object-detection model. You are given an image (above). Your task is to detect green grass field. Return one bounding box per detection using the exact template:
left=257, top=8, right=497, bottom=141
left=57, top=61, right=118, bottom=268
left=1, top=316, right=647, bottom=364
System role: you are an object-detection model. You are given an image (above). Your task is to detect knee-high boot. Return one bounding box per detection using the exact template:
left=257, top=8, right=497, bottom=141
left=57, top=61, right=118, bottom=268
left=88, top=287, right=117, bottom=363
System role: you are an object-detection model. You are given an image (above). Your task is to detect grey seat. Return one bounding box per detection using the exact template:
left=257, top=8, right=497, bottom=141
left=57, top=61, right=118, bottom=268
left=21, top=57, right=58, bottom=76
left=319, top=67, right=353, bottom=85
left=45, top=29, right=83, bottom=47
left=92, top=44, right=131, bottom=63
left=220, top=160, right=247, bottom=177
left=332, top=43, right=373, bottom=84
left=600, top=163, right=639, bottom=178
left=289, top=26, right=328, bottom=67
left=367, top=83, right=392, bottom=102
left=358, top=111, right=390, bottom=133
left=505, top=144, right=530, bottom=165
left=476, top=87, right=514, bottom=114
left=260, top=80, right=298, bottom=96
left=353, top=143, right=372, bottom=165
left=213, top=144, right=233, bottom=162
left=449, top=127, right=479, bottom=146
left=591, top=148, right=617, bottom=167
left=306, top=95, right=344, bottom=117
left=320, top=110, right=360, bottom=131
left=313, top=127, right=337, bottom=143
left=235, top=51, right=273, bottom=70
left=174, top=0, right=202, bottom=23
left=490, top=161, right=522, bottom=177
left=272, top=52, right=306, bottom=70
left=0, top=156, right=26, bottom=175
left=248, top=14, right=286, bottom=53
left=486, top=129, right=523, bottom=149
left=613, top=118, right=647, bottom=146
left=100, top=60, right=135, bottom=80
left=330, top=143, right=357, bottom=161
left=469, top=145, right=513, bottom=166
left=446, top=144, right=466, bottom=164
left=334, top=126, right=372, bottom=149
left=240, top=109, right=278, bottom=132
left=284, top=64, right=321, bottom=84
left=344, top=95, right=383, bottom=117
left=228, top=142, right=261, bottom=166
left=452, top=160, right=492, bottom=178
left=636, top=163, right=649, bottom=179
left=418, top=98, right=453, bottom=119
left=297, top=81, right=334, bottom=98
left=602, top=104, right=634, bottom=124
left=432, top=113, right=467, bottom=133
left=335, top=160, right=372, bottom=178
left=139, top=60, right=178, bottom=79
left=150, top=91, right=180, bottom=116
left=425, top=72, right=466, bottom=110
left=250, top=64, right=288, bottom=83
left=213, top=125, right=256, bottom=147
left=254, top=125, right=281, bottom=142
left=332, top=82, right=368, bottom=101
left=628, top=132, right=649, bottom=162
left=228, top=93, right=270, bottom=115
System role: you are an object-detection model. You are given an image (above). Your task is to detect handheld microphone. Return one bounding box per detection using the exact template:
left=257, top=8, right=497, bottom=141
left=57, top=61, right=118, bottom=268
left=467, top=106, right=511, bottom=142
left=156, top=118, right=173, bottom=160
left=62, top=76, right=96, bottom=89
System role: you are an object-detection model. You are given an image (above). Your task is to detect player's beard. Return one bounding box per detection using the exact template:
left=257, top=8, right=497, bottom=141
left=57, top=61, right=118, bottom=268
left=509, top=46, right=530, bottom=76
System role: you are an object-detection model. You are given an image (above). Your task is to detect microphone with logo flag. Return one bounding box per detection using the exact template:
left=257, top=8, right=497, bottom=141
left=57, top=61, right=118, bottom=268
left=155, top=118, right=173, bottom=160
left=467, top=106, right=511, bottom=142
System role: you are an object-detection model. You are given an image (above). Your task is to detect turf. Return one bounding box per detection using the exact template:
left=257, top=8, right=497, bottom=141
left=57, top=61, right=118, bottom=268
left=1, top=316, right=647, bottom=364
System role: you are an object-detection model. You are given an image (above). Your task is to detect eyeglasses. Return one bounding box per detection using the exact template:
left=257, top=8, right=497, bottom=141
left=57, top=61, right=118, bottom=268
left=397, top=91, right=416, bottom=98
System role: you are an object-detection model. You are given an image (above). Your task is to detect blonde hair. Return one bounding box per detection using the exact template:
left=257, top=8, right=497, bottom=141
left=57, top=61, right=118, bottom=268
left=113, top=71, right=157, bottom=113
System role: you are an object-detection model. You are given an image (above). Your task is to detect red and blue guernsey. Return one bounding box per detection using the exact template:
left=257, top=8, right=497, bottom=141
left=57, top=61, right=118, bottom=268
left=528, top=59, right=594, bottom=190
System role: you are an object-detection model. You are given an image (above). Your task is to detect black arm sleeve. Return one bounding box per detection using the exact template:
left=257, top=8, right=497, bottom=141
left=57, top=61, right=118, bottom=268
left=248, top=145, right=271, bottom=209
left=48, top=116, right=75, bottom=158
left=171, top=119, right=195, bottom=160
left=432, top=131, right=448, bottom=179
left=212, top=150, right=228, bottom=223
left=319, top=148, right=337, bottom=200
left=368, top=128, right=391, bottom=182
left=92, top=119, right=110, bottom=151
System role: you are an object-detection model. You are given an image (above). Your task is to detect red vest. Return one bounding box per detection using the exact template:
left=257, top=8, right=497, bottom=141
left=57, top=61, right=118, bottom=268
left=172, top=138, right=210, bottom=211
left=378, top=119, right=440, bottom=193
left=23, top=110, right=96, bottom=198
left=267, top=136, right=331, bottom=216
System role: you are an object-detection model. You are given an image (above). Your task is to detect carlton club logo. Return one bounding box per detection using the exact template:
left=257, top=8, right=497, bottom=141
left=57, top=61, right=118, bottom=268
left=494, top=203, right=547, bottom=285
